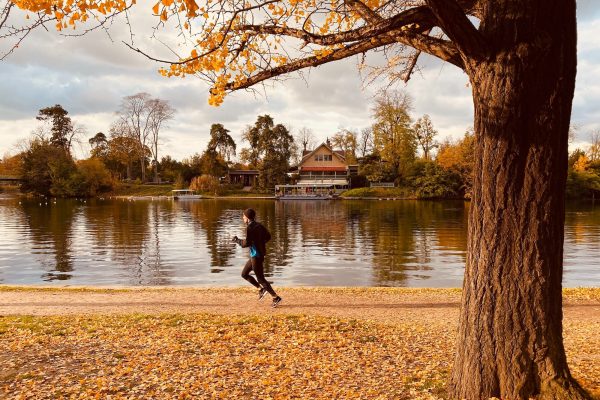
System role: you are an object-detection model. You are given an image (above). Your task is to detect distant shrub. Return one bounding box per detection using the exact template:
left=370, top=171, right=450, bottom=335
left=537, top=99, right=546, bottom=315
left=409, top=161, right=462, bottom=199
left=71, top=158, right=114, bottom=197
left=190, top=174, right=223, bottom=195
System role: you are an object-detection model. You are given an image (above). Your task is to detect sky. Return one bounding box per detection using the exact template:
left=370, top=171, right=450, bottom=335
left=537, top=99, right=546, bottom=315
left=1, top=2, right=600, bottom=161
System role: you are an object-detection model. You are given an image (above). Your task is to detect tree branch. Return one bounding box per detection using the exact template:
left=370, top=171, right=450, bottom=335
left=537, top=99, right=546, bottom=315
left=226, top=26, right=462, bottom=92
left=343, top=0, right=382, bottom=24
left=237, top=6, right=438, bottom=46
left=425, top=0, right=486, bottom=59
left=393, top=30, right=462, bottom=67
left=0, top=1, right=13, bottom=30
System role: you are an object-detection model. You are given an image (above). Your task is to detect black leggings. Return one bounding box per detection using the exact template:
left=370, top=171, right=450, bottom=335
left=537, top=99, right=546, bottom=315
left=241, top=257, right=277, bottom=297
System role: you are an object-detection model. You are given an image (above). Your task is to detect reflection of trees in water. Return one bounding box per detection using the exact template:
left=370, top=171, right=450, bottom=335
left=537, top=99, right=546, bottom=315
left=183, top=199, right=292, bottom=276
left=184, top=199, right=238, bottom=272
left=288, top=201, right=351, bottom=250
left=564, top=201, right=600, bottom=245
left=433, top=202, right=468, bottom=256
left=14, top=197, right=469, bottom=286
left=20, top=199, right=77, bottom=281
left=96, top=199, right=170, bottom=285
left=357, top=201, right=417, bottom=286
left=263, top=201, right=292, bottom=273
left=342, top=200, right=468, bottom=286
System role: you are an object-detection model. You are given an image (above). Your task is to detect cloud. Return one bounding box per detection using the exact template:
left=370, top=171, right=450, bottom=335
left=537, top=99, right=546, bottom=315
left=0, top=5, right=599, bottom=160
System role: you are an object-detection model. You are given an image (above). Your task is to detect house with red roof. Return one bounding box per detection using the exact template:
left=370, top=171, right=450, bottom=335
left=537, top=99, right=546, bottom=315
left=296, top=140, right=356, bottom=189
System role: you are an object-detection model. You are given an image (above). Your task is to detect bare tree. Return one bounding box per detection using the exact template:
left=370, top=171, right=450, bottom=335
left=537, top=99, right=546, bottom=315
left=117, top=93, right=174, bottom=182
left=296, top=127, right=316, bottom=154
left=588, top=130, right=600, bottom=162
left=147, top=99, right=175, bottom=183
left=108, top=120, right=142, bottom=181
left=413, top=114, right=438, bottom=161
left=358, top=127, right=374, bottom=159
left=118, top=93, right=151, bottom=182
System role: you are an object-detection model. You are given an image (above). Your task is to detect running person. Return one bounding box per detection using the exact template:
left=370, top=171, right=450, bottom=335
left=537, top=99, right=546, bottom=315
left=232, top=208, right=282, bottom=308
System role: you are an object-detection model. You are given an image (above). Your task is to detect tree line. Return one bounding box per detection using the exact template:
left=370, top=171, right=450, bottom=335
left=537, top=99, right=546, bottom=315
left=1, top=92, right=174, bottom=197
left=2, top=90, right=598, bottom=200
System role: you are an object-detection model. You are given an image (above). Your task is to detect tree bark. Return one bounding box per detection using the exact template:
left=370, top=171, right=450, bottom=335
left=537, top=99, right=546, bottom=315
left=450, top=1, right=590, bottom=399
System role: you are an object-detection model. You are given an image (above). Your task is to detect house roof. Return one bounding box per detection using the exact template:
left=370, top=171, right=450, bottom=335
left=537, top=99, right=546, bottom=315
left=300, top=166, right=347, bottom=172
left=300, top=142, right=346, bottom=164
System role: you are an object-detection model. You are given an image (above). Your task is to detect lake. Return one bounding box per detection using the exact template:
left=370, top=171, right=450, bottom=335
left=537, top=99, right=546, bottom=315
left=0, top=197, right=598, bottom=287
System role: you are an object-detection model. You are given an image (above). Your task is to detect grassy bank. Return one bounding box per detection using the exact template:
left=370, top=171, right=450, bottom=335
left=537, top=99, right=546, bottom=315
left=108, top=183, right=175, bottom=197
left=341, top=187, right=415, bottom=199
left=107, top=184, right=273, bottom=198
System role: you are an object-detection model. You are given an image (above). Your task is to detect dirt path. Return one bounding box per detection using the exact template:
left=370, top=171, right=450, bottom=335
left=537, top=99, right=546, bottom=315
left=1, top=287, right=598, bottom=325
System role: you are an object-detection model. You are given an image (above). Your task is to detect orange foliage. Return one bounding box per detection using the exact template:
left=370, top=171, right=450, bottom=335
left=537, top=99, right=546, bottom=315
left=10, top=0, right=375, bottom=106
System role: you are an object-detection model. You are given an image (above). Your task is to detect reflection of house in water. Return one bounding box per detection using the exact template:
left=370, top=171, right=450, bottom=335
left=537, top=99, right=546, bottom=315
left=278, top=140, right=358, bottom=198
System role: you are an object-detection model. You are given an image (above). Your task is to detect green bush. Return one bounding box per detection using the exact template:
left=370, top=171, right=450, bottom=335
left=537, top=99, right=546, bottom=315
left=409, top=161, right=463, bottom=199
left=566, top=170, right=600, bottom=199
left=70, top=159, right=114, bottom=197
left=21, top=140, right=76, bottom=197
left=341, top=187, right=412, bottom=198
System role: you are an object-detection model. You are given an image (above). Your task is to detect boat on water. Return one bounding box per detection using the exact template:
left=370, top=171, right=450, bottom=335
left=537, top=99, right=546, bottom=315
left=171, top=189, right=203, bottom=200
left=275, top=184, right=343, bottom=200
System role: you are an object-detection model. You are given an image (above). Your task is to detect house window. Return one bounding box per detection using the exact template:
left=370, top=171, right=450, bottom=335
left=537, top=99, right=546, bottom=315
left=315, top=154, right=332, bottom=162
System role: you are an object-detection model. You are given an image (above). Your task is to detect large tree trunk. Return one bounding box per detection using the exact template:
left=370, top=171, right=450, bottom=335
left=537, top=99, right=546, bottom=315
left=449, top=1, right=590, bottom=399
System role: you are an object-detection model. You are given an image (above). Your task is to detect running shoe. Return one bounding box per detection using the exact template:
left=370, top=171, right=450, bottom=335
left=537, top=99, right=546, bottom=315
left=271, top=296, right=282, bottom=308
left=258, top=287, right=267, bottom=301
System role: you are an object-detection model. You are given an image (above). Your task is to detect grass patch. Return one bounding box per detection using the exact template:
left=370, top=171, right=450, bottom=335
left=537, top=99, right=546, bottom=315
left=341, top=187, right=415, bottom=198
left=108, top=183, right=174, bottom=197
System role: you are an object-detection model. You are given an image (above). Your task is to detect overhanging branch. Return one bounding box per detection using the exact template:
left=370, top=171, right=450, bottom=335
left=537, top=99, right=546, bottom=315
left=425, top=0, right=486, bottom=59
left=343, top=0, right=382, bottom=24
left=226, top=26, right=462, bottom=92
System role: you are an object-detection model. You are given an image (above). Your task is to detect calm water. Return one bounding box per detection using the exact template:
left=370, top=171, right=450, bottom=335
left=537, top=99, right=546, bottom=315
left=0, top=196, right=598, bottom=287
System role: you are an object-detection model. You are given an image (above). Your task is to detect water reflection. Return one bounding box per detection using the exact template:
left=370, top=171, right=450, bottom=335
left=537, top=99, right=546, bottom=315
left=0, top=197, right=597, bottom=286
left=19, top=199, right=78, bottom=281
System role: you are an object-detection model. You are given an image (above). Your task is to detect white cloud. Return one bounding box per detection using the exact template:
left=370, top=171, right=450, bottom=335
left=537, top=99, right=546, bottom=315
left=0, top=5, right=599, bottom=160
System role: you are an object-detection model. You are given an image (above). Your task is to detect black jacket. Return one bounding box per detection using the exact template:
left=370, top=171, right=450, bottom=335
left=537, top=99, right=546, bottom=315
left=238, top=221, right=271, bottom=257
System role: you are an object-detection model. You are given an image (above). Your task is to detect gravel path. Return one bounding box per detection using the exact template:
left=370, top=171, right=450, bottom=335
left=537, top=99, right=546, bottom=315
left=1, top=287, right=598, bottom=326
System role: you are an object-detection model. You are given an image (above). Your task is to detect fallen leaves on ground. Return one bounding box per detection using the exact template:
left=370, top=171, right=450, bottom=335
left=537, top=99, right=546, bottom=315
left=0, top=287, right=598, bottom=399
left=1, top=314, right=454, bottom=399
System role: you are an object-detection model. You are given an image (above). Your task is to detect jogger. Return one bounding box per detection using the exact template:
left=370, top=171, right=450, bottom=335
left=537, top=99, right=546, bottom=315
left=233, top=208, right=282, bottom=307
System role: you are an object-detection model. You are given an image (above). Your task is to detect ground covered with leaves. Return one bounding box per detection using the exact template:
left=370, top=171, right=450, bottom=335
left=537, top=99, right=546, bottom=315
left=1, top=314, right=455, bottom=399
left=0, top=288, right=598, bottom=399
